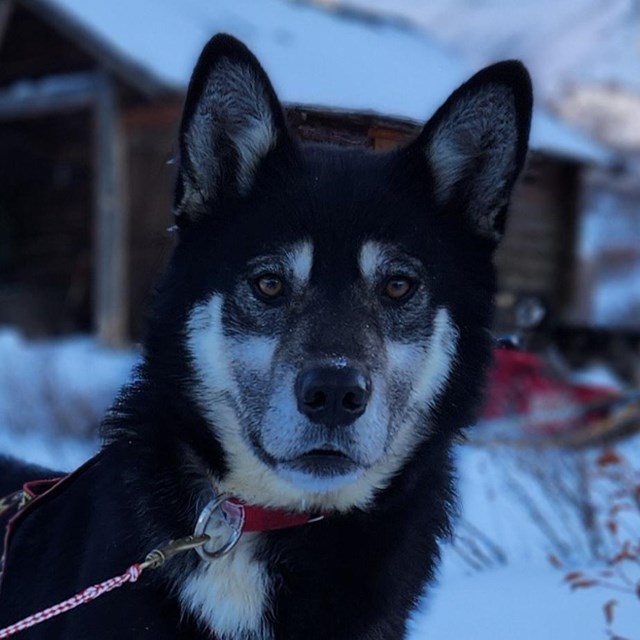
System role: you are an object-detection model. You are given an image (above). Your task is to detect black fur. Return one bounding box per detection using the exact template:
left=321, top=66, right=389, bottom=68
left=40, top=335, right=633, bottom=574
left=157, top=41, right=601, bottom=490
left=0, top=457, right=61, bottom=496
left=0, top=34, right=532, bottom=639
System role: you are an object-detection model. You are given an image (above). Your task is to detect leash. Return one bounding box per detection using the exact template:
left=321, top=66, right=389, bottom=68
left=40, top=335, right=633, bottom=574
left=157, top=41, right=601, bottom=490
left=0, top=534, right=209, bottom=638
left=0, top=489, right=324, bottom=637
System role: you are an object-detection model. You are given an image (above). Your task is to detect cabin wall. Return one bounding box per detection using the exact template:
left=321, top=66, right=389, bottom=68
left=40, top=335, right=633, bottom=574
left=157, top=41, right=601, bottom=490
left=0, top=4, right=98, bottom=336
left=0, top=110, right=93, bottom=335
left=122, top=103, right=181, bottom=338
left=0, top=4, right=93, bottom=84
left=494, top=155, right=581, bottom=332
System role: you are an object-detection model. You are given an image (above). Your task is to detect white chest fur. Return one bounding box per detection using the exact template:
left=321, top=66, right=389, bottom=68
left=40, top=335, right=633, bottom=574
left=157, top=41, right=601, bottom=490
left=179, top=534, right=272, bottom=639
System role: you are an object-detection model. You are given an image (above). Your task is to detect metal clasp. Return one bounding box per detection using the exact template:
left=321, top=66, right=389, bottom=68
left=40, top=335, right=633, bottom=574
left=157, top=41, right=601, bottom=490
left=141, top=534, right=211, bottom=570
left=193, top=493, right=244, bottom=561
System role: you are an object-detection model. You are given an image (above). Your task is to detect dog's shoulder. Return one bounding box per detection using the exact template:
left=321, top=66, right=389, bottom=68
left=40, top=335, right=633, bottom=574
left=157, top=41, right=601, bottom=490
left=0, top=448, right=198, bottom=639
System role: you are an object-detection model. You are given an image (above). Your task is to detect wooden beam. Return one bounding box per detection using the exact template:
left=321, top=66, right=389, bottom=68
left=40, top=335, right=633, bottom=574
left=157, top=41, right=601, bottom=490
left=121, top=101, right=182, bottom=129
left=285, top=104, right=419, bottom=136
left=0, top=0, right=14, bottom=51
left=93, top=69, right=129, bottom=347
left=0, top=71, right=97, bottom=119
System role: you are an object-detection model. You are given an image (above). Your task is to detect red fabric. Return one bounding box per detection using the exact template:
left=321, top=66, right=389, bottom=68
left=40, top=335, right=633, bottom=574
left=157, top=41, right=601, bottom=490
left=224, top=499, right=322, bottom=532
left=22, top=479, right=63, bottom=500
left=482, top=347, right=620, bottom=433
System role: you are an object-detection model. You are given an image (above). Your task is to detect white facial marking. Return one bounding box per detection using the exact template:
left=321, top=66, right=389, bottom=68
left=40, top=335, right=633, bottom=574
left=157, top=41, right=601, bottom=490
left=187, top=292, right=277, bottom=451
left=354, top=308, right=459, bottom=494
left=187, top=296, right=237, bottom=400
left=285, top=241, right=313, bottom=288
left=231, top=335, right=278, bottom=372
left=388, top=307, right=459, bottom=409
left=358, top=241, right=389, bottom=284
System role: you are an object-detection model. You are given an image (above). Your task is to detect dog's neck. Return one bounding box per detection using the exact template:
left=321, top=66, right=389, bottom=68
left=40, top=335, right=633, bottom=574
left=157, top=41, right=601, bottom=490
left=191, top=491, right=326, bottom=563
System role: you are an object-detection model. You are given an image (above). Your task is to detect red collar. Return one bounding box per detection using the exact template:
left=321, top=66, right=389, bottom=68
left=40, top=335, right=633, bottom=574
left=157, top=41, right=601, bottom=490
left=221, top=496, right=324, bottom=533
left=194, top=492, right=326, bottom=559
left=3, top=475, right=324, bottom=540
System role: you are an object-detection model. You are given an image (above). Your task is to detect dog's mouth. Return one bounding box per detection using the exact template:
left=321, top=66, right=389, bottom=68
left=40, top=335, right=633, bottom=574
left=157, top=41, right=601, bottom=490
left=294, top=448, right=356, bottom=474
left=278, top=447, right=361, bottom=484
left=253, top=430, right=375, bottom=492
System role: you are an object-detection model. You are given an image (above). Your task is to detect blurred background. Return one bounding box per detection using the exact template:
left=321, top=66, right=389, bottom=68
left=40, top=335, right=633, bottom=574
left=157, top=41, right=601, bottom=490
left=0, top=0, right=638, bottom=637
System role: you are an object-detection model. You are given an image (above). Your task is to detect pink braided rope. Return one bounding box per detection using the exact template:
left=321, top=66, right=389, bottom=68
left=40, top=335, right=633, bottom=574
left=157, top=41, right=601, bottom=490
left=0, top=564, right=143, bottom=638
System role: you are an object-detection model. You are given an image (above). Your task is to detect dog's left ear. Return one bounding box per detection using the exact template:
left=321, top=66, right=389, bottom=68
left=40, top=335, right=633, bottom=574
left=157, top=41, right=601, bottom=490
left=174, top=34, right=290, bottom=225
left=412, top=61, right=532, bottom=242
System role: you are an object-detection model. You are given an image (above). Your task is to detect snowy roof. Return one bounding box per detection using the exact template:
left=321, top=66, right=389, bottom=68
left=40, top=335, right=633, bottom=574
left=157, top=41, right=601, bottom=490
left=25, top=0, right=610, bottom=164
left=332, top=0, right=640, bottom=98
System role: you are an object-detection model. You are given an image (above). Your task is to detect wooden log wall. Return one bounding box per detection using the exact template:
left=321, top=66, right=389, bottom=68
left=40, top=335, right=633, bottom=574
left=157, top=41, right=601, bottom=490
left=0, top=110, right=93, bottom=335
left=122, top=103, right=181, bottom=338
left=0, top=4, right=93, bottom=85
left=495, top=155, right=580, bottom=315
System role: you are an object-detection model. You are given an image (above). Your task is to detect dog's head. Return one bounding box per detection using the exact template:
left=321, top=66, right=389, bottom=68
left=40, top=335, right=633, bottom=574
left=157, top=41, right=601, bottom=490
left=152, top=34, right=531, bottom=511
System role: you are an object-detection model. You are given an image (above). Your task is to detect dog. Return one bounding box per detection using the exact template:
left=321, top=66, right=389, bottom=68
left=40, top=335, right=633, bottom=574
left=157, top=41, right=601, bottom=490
left=0, top=34, right=531, bottom=639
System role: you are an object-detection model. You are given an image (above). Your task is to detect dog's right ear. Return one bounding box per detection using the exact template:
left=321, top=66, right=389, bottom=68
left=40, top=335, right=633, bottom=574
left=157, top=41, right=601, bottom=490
left=174, top=34, right=290, bottom=225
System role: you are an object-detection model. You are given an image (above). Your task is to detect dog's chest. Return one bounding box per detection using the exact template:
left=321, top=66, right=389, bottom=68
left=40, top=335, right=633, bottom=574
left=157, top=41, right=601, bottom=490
left=178, top=535, right=271, bottom=639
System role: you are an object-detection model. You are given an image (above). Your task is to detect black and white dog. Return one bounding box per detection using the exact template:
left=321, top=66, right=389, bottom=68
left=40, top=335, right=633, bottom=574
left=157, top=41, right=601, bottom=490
left=0, top=34, right=531, bottom=639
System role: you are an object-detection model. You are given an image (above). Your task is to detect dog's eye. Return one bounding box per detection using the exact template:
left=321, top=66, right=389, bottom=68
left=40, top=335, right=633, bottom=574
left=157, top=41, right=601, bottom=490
left=255, top=274, right=285, bottom=300
left=382, top=276, right=414, bottom=301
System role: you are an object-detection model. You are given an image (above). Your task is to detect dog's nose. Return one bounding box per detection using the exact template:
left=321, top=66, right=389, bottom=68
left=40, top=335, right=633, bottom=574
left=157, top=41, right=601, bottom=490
left=296, top=366, right=371, bottom=426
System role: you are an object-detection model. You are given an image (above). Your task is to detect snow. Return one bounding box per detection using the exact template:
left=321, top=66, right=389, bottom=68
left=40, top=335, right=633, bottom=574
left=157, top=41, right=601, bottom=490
left=330, top=0, right=639, bottom=151
left=331, top=0, right=640, bottom=97
left=1, top=330, right=638, bottom=638
left=0, top=328, right=137, bottom=468
left=567, top=172, right=640, bottom=329
left=414, top=561, right=639, bottom=640
left=0, top=427, right=96, bottom=472
left=559, top=85, right=640, bottom=151
left=0, top=72, right=96, bottom=101
left=38, top=0, right=609, bottom=163
left=414, top=441, right=640, bottom=639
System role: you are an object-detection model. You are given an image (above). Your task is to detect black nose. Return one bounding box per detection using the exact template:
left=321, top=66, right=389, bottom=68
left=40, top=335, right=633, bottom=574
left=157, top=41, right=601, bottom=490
left=296, top=366, right=371, bottom=427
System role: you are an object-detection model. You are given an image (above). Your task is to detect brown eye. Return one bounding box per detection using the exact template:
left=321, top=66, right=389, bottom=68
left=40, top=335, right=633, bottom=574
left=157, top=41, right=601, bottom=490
left=255, top=274, right=284, bottom=299
left=383, top=276, right=413, bottom=301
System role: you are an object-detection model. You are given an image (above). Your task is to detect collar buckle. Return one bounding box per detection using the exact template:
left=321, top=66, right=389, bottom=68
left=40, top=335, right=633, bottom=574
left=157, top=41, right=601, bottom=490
left=193, top=491, right=326, bottom=562
left=193, top=493, right=244, bottom=560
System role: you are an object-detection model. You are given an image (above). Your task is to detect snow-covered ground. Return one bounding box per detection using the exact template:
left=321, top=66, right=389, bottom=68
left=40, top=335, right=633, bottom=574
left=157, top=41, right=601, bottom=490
left=0, top=330, right=638, bottom=638
left=0, top=328, right=137, bottom=468
left=417, top=444, right=640, bottom=639
left=416, top=557, right=639, bottom=639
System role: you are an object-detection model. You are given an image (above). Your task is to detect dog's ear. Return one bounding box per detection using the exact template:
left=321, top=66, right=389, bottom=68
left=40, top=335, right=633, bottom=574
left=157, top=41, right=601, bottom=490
left=412, top=61, right=532, bottom=243
left=174, top=34, right=289, bottom=225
